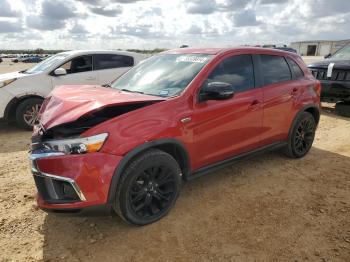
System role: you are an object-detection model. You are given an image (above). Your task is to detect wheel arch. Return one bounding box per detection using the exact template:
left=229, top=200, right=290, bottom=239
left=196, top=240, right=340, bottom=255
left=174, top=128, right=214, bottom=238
left=107, top=138, right=191, bottom=204
left=4, top=94, right=44, bottom=120
left=288, top=104, right=320, bottom=137
left=304, top=105, right=320, bottom=125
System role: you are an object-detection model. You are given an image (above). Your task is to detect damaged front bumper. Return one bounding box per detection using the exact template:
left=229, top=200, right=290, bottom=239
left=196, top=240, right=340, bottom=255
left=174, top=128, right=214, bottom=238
left=30, top=151, right=87, bottom=203
left=30, top=148, right=123, bottom=214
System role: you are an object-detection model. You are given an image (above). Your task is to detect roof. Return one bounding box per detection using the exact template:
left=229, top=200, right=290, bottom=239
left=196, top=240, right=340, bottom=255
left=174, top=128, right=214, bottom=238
left=163, top=47, right=298, bottom=56
left=163, top=48, right=230, bottom=55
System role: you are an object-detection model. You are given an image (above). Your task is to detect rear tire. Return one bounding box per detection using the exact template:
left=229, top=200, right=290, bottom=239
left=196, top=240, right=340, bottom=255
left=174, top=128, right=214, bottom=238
left=335, top=102, right=350, bottom=117
left=114, top=149, right=182, bottom=225
left=284, top=112, right=316, bottom=158
left=15, top=98, right=43, bottom=130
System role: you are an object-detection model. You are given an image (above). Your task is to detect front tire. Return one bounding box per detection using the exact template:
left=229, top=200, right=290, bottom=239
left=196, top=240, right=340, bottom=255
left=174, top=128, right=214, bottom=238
left=114, top=149, right=182, bottom=225
left=284, top=112, right=316, bottom=158
left=15, top=98, right=43, bottom=130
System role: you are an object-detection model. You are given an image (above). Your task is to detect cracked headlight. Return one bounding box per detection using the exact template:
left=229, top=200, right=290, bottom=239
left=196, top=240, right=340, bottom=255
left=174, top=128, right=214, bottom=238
left=0, top=78, right=16, bottom=88
left=43, top=133, right=108, bottom=154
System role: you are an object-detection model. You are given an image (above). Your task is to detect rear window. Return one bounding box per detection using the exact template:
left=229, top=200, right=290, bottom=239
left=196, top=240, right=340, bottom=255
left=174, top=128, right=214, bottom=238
left=94, top=54, right=134, bottom=70
left=260, top=55, right=291, bottom=85
left=286, top=57, right=304, bottom=79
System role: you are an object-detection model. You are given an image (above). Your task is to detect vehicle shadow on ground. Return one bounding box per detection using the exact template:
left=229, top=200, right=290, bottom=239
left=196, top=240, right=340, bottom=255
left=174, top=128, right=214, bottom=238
left=41, top=147, right=350, bottom=261
left=0, top=121, right=31, bottom=153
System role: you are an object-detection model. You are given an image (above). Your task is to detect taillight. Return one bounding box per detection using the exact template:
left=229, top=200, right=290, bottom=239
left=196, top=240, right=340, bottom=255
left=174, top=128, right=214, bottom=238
left=314, top=81, right=321, bottom=97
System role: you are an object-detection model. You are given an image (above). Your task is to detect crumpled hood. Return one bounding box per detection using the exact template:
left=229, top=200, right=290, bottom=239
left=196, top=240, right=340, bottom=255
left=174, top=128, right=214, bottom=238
left=40, top=85, right=165, bottom=130
left=308, top=59, right=350, bottom=70
left=0, top=71, right=29, bottom=82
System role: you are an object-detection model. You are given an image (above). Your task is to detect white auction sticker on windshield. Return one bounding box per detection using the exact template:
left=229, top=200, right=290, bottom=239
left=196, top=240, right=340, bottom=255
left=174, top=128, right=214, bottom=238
left=159, top=90, right=169, bottom=96
left=176, top=56, right=208, bottom=63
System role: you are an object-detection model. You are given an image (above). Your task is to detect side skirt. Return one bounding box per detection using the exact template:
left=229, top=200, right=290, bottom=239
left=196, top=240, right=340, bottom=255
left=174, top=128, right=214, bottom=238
left=187, top=141, right=287, bottom=181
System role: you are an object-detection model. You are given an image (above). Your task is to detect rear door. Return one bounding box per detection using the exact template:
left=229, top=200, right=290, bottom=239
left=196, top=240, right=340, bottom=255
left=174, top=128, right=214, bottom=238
left=258, top=54, right=297, bottom=145
left=51, top=55, right=97, bottom=88
left=192, top=54, right=263, bottom=169
left=94, top=54, right=134, bottom=85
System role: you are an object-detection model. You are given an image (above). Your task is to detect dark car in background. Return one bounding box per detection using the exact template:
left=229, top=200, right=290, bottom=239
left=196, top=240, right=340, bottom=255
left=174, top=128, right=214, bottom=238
left=22, top=56, right=43, bottom=63
left=308, top=44, right=350, bottom=117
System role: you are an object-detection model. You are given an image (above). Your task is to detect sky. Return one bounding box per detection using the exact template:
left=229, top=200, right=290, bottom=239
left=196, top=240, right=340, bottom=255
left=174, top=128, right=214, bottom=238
left=0, top=0, right=349, bottom=50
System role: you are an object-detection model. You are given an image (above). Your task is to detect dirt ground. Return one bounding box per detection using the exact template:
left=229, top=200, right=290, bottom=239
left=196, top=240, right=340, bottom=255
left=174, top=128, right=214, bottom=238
left=0, top=58, right=349, bottom=262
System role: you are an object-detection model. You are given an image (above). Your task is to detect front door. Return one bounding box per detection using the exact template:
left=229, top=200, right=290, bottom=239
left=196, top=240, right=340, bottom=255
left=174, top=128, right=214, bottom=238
left=192, top=54, right=263, bottom=169
left=51, top=55, right=98, bottom=89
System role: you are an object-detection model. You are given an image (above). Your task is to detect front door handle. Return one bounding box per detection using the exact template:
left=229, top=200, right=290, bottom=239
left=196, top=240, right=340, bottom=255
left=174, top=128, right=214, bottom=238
left=86, top=76, right=96, bottom=80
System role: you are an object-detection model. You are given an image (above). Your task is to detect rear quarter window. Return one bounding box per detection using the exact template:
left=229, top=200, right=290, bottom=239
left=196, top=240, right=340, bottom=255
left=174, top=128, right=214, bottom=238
left=286, top=57, right=304, bottom=79
left=260, top=55, right=291, bottom=85
left=94, top=54, right=134, bottom=70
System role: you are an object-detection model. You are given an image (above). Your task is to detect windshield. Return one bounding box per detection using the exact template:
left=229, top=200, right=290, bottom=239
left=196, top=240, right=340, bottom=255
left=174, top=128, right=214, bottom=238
left=111, top=54, right=213, bottom=97
left=25, top=53, right=70, bottom=74
left=331, top=45, right=350, bottom=60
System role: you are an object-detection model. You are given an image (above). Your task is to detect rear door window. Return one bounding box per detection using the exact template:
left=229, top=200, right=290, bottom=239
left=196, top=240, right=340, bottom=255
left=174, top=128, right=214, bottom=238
left=260, top=55, right=291, bottom=85
left=207, top=54, right=255, bottom=93
left=94, top=54, right=134, bottom=70
left=286, top=57, right=304, bottom=79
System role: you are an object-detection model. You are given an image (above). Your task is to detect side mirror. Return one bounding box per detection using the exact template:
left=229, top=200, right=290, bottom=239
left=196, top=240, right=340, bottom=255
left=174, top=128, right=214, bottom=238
left=54, top=68, right=67, bottom=76
left=324, top=53, right=331, bottom=59
left=199, top=81, right=235, bottom=102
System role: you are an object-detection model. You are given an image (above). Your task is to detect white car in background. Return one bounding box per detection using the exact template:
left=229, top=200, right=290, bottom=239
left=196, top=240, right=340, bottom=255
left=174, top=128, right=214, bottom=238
left=0, top=50, right=145, bottom=129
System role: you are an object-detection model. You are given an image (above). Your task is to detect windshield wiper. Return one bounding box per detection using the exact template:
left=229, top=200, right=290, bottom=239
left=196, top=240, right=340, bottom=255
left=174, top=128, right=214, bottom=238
left=102, top=83, right=111, bottom=87
left=121, top=89, right=144, bottom=94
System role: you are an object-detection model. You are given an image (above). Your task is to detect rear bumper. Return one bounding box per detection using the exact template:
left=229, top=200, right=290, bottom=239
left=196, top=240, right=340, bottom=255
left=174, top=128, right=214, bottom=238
left=30, top=150, right=122, bottom=213
left=320, top=80, right=350, bottom=102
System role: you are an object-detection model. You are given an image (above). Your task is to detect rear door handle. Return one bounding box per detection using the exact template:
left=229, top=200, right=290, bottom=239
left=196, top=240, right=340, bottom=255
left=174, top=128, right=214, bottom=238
left=86, top=76, right=96, bottom=80
left=291, top=87, right=298, bottom=94
left=250, top=100, right=261, bottom=106
left=249, top=99, right=261, bottom=111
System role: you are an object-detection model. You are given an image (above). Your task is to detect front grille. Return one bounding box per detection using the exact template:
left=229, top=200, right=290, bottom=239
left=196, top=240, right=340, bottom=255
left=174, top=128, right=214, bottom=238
left=310, top=68, right=350, bottom=81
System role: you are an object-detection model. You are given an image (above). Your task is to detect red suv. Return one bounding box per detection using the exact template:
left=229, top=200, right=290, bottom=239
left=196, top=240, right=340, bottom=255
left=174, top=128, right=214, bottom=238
left=30, top=47, right=321, bottom=225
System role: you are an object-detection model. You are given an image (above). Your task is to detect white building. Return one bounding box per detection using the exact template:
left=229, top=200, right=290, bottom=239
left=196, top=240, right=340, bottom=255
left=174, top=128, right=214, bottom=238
left=290, top=39, right=350, bottom=56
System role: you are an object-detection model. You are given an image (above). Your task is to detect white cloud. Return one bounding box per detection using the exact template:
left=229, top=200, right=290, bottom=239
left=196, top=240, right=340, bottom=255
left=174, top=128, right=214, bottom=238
left=0, top=0, right=349, bottom=50
left=0, top=0, right=21, bottom=17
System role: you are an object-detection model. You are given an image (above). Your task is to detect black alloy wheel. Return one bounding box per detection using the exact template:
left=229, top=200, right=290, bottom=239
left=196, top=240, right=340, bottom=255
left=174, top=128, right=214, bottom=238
left=129, top=165, right=176, bottom=218
left=293, top=117, right=315, bottom=155
left=115, top=149, right=182, bottom=225
left=284, top=111, right=316, bottom=158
